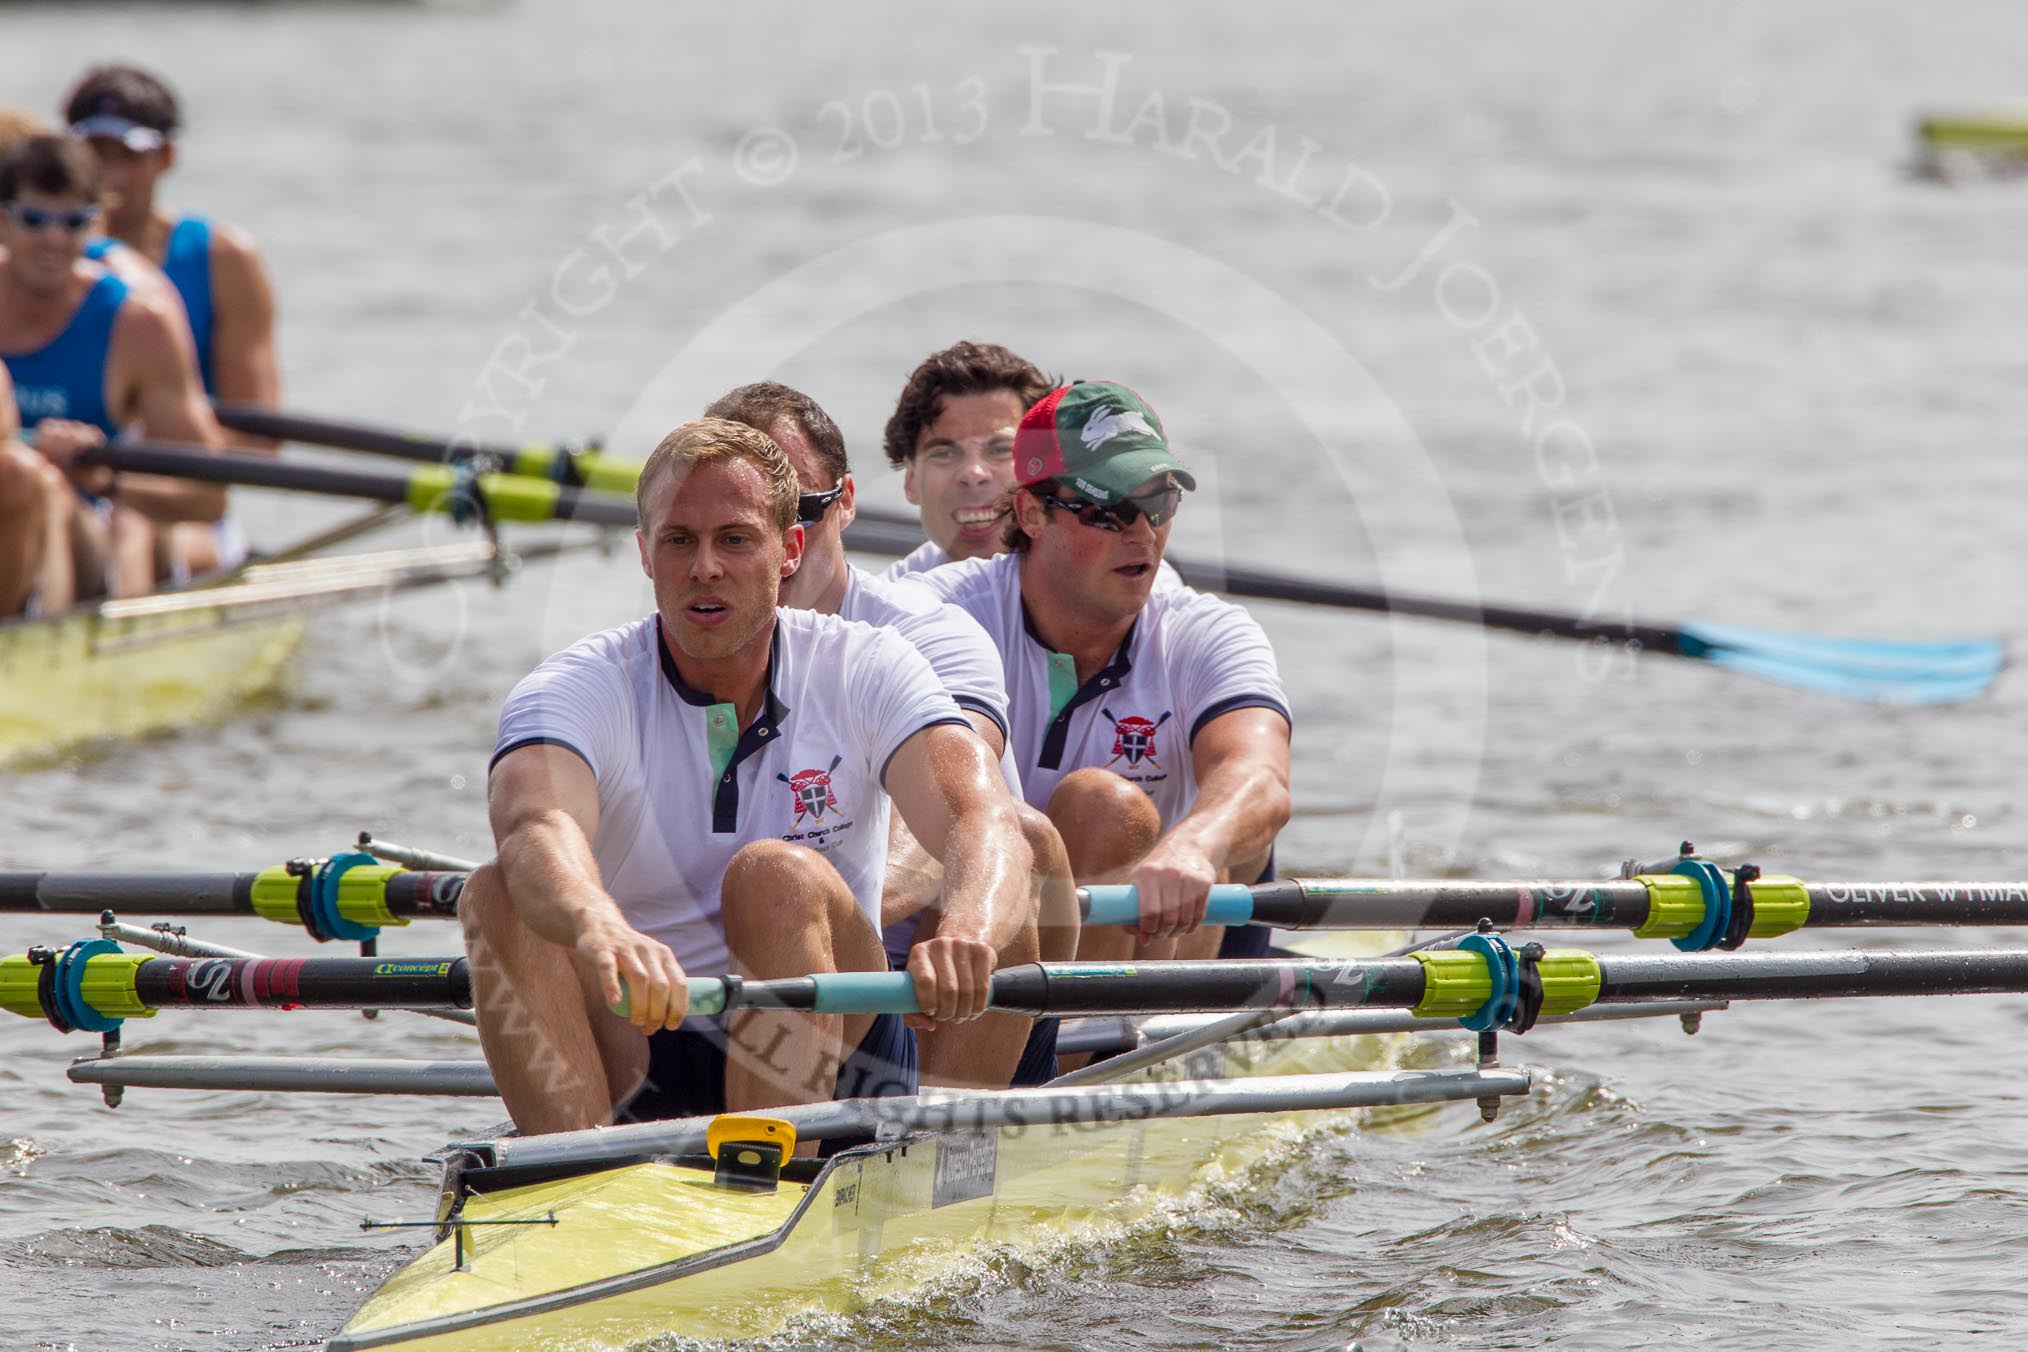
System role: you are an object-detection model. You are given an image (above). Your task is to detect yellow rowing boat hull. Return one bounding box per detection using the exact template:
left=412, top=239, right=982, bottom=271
left=0, top=601, right=302, bottom=767
left=332, top=1031, right=1427, bottom=1351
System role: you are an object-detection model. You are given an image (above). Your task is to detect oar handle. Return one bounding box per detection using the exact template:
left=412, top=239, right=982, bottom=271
left=615, top=971, right=922, bottom=1020
left=1080, top=885, right=1258, bottom=927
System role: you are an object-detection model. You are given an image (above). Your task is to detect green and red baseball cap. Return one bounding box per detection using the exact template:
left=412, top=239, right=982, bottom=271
left=1014, top=381, right=1197, bottom=505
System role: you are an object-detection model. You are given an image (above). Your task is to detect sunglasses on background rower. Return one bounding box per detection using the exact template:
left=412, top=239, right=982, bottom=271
left=796, top=480, right=846, bottom=523
left=1039, top=483, right=1183, bottom=532
left=3, top=202, right=101, bottom=234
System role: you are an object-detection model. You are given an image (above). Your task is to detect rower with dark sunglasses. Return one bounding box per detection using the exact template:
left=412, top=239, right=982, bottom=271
left=919, top=381, right=1291, bottom=976
left=0, top=134, right=225, bottom=617
left=704, top=381, right=1079, bottom=1092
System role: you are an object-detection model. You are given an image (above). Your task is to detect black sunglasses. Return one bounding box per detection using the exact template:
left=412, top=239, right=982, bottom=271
left=796, top=480, right=846, bottom=524
left=4, top=202, right=100, bottom=234
left=1039, top=483, right=1182, bottom=533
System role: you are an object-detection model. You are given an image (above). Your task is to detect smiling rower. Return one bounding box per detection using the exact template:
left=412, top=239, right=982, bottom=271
left=463, top=418, right=1034, bottom=1141
left=918, top=382, right=1291, bottom=967
left=879, top=340, right=1054, bottom=579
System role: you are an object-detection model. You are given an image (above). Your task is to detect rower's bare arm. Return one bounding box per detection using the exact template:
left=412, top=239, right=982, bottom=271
left=0, top=364, right=17, bottom=442
left=107, top=294, right=227, bottom=524
left=208, top=226, right=281, bottom=453
left=962, top=708, right=1008, bottom=759
left=488, top=743, right=687, bottom=1030
left=879, top=709, right=1007, bottom=926
left=1132, top=707, right=1293, bottom=939
left=886, top=724, right=1033, bottom=1022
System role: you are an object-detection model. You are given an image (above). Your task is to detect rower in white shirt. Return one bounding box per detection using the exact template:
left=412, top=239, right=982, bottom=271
left=703, top=380, right=1077, bottom=1091
left=879, top=340, right=1051, bottom=581
left=919, top=382, right=1292, bottom=967
left=880, top=339, right=1179, bottom=593
left=463, top=417, right=1034, bottom=1141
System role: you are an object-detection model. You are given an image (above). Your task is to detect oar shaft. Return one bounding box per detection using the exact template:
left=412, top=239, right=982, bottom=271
left=0, top=871, right=253, bottom=915
left=82, top=442, right=638, bottom=528
left=692, top=947, right=2028, bottom=1019
left=0, top=951, right=472, bottom=1022
left=213, top=405, right=455, bottom=463
left=1082, top=878, right=2028, bottom=933
left=1595, top=948, right=2028, bottom=1002
left=214, top=405, right=642, bottom=495
left=689, top=960, right=1432, bottom=1018
left=0, top=869, right=463, bottom=921
left=1185, top=558, right=1689, bottom=652
left=128, top=955, right=472, bottom=1010
left=841, top=505, right=1697, bottom=650
left=18, top=947, right=2028, bottom=1027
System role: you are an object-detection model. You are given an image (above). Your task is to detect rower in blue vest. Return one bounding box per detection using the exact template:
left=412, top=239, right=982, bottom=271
left=65, top=63, right=278, bottom=573
left=0, top=135, right=226, bottom=611
left=2, top=104, right=193, bottom=335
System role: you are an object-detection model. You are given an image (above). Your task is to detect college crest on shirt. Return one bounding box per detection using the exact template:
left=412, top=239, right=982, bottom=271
left=1103, top=708, right=1173, bottom=776
left=778, top=755, right=856, bottom=848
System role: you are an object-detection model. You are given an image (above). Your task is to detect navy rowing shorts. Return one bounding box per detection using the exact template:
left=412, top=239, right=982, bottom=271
left=614, top=1010, right=917, bottom=1154
left=1011, top=1016, right=1060, bottom=1086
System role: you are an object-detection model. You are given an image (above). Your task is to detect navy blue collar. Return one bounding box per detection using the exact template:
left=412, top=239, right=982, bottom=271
left=654, top=615, right=789, bottom=730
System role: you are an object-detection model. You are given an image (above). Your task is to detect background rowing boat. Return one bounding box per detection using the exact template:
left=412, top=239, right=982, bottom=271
left=1, top=2, right=2024, bottom=1349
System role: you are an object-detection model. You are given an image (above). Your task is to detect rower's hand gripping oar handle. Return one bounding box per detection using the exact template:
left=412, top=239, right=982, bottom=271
left=611, top=971, right=922, bottom=1020
left=1081, top=884, right=1256, bottom=928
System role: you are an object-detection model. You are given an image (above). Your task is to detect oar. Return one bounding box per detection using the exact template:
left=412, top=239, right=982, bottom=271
left=213, top=403, right=640, bottom=496
left=0, top=948, right=470, bottom=1031
left=80, top=441, right=639, bottom=528
left=672, top=948, right=2028, bottom=1021
left=16, top=943, right=2028, bottom=1035
left=12, top=866, right=2028, bottom=949
left=0, top=864, right=463, bottom=941
left=1082, top=874, right=2028, bottom=945
left=15, top=946, right=2028, bottom=1032
left=218, top=404, right=2006, bottom=704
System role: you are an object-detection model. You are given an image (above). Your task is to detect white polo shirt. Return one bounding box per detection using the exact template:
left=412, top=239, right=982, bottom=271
left=918, top=552, right=1289, bottom=826
left=838, top=564, right=1007, bottom=741
left=491, top=609, right=968, bottom=977
left=881, top=539, right=951, bottom=582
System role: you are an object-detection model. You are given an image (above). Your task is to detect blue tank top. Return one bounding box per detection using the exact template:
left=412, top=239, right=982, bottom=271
left=3, top=270, right=130, bottom=438
left=81, top=219, right=215, bottom=392
left=162, top=216, right=215, bottom=395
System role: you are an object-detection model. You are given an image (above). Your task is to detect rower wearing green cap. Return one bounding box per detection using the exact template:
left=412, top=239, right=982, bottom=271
left=919, top=381, right=1291, bottom=970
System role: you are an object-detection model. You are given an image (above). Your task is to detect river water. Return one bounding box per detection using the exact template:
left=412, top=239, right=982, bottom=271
left=2, top=2, right=2025, bottom=1348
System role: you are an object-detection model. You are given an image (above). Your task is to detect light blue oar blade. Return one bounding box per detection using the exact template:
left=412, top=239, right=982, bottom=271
left=1698, top=646, right=2004, bottom=705
left=1681, top=622, right=2007, bottom=679
left=1082, top=885, right=1257, bottom=928
left=1680, top=622, right=2006, bottom=701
